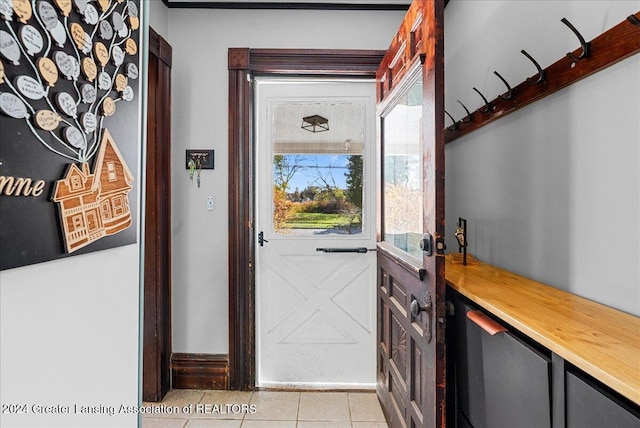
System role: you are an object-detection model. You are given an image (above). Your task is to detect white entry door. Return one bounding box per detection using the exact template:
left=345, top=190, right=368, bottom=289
left=255, top=78, right=377, bottom=389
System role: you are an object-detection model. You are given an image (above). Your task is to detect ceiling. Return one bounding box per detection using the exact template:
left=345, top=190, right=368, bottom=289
left=163, top=0, right=412, bottom=10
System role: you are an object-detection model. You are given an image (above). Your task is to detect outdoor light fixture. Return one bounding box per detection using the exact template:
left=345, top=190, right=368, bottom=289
left=301, top=115, right=329, bottom=133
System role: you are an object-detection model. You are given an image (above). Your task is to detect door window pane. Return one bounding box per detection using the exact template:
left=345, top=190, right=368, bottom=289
left=382, top=76, right=423, bottom=259
left=271, top=102, right=366, bottom=236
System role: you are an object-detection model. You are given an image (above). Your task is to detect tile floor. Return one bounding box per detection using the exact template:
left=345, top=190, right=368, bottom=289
left=142, top=389, right=388, bottom=428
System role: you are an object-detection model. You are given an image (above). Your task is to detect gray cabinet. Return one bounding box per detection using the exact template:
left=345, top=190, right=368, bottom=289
left=566, top=370, right=640, bottom=428
left=449, top=290, right=640, bottom=428
left=452, top=297, right=552, bottom=428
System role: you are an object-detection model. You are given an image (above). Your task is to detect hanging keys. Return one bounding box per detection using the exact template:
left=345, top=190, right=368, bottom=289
left=196, top=158, right=201, bottom=188
left=188, top=159, right=195, bottom=183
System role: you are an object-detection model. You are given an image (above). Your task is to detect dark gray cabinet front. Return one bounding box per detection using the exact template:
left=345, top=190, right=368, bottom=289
left=566, top=370, right=640, bottom=428
left=452, top=297, right=552, bottom=428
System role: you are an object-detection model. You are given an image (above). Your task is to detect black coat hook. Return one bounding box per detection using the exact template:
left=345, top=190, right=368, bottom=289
left=561, top=17, right=591, bottom=61
left=457, top=99, right=472, bottom=123
left=493, top=71, right=514, bottom=100
left=445, top=110, right=458, bottom=131
left=521, top=49, right=546, bottom=84
left=628, top=14, right=640, bottom=25
left=472, top=87, right=491, bottom=113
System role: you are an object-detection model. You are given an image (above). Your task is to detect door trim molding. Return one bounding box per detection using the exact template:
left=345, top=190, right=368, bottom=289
left=143, top=27, right=172, bottom=402
left=227, top=48, right=384, bottom=390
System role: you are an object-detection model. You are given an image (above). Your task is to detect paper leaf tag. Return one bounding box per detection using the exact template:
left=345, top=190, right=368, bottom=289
left=16, top=75, right=46, bottom=100
left=126, top=62, right=138, bottom=80
left=19, top=25, right=44, bottom=56
left=0, top=30, right=21, bottom=65
left=122, top=85, right=133, bottom=102
left=97, top=71, right=111, bottom=90
left=124, top=38, right=137, bottom=55
left=12, top=0, right=32, bottom=24
left=64, top=126, right=85, bottom=148
left=114, top=73, right=127, bottom=92
left=94, top=41, right=109, bottom=66
left=49, top=20, right=67, bottom=47
left=54, top=0, right=72, bottom=17
left=101, top=96, right=115, bottom=116
left=80, top=83, right=96, bottom=103
left=83, top=3, right=98, bottom=25
left=0, top=91, right=29, bottom=118
left=37, top=1, right=59, bottom=30
left=99, top=19, right=113, bottom=40
left=80, top=111, right=96, bottom=133
left=35, top=109, right=62, bottom=131
left=0, top=0, right=14, bottom=21
left=55, top=91, right=77, bottom=118
left=37, top=56, right=59, bottom=87
left=81, top=56, right=97, bottom=81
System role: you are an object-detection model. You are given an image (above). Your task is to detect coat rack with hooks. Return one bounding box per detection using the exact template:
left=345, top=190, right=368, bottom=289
left=444, top=12, right=640, bottom=143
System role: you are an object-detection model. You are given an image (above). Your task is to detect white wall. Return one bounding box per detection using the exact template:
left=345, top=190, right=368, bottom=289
left=0, top=247, right=141, bottom=428
left=167, top=8, right=405, bottom=354
left=444, top=1, right=640, bottom=315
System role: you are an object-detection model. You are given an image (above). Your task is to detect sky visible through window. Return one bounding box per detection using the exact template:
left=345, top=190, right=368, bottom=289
left=280, top=154, right=351, bottom=192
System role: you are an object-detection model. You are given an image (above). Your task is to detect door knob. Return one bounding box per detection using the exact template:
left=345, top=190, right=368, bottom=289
left=410, top=294, right=432, bottom=317
left=411, top=291, right=433, bottom=343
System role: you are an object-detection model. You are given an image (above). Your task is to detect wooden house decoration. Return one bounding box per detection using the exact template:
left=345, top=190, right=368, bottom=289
left=52, top=130, right=134, bottom=253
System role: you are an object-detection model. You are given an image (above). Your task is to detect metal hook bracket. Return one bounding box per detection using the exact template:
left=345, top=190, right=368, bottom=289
left=457, top=99, right=472, bottom=123
left=472, top=87, right=491, bottom=113
left=445, top=110, right=458, bottom=131
left=521, top=49, right=546, bottom=84
left=493, top=71, right=514, bottom=100
left=561, top=17, right=591, bottom=61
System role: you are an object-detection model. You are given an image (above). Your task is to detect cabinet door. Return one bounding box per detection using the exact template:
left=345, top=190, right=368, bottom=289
left=453, top=298, right=552, bottom=428
left=566, top=370, right=640, bottom=428
left=481, top=324, right=551, bottom=428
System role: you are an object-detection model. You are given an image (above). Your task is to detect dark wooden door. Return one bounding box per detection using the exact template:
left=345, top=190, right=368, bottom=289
left=376, top=1, right=445, bottom=427
left=143, top=28, right=173, bottom=402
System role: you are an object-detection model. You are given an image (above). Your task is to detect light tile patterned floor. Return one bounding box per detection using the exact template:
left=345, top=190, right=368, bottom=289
left=142, top=390, right=388, bottom=428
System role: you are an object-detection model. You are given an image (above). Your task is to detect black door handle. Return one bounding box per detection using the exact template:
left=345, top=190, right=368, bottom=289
left=258, top=231, right=269, bottom=246
left=316, top=247, right=376, bottom=253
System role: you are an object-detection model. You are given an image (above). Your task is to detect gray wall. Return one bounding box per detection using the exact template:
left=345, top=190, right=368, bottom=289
left=444, top=0, right=639, bottom=316
left=167, top=8, right=405, bottom=354
left=149, top=0, right=169, bottom=39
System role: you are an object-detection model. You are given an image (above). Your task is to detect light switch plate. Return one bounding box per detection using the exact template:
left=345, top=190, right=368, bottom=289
left=206, top=196, right=215, bottom=211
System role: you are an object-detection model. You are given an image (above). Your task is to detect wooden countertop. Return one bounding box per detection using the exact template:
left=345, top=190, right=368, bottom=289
left=445, top=254, right=640, bottom=406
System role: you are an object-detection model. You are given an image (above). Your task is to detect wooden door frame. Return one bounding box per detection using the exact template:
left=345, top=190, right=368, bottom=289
left=228, top=48, right=385, bottom=390
left=143, top=27, right=173, bottom=402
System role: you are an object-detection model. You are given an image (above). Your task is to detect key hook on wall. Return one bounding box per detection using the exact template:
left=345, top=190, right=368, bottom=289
left=561, top=17, right=591, bottom=61
left=521, top=49, right=546, bottom=84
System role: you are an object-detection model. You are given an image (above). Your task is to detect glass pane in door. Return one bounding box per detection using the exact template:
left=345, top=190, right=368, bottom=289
left=271, top=101, right=366, bottom=236
left=382, top=75, right=423, bottom=260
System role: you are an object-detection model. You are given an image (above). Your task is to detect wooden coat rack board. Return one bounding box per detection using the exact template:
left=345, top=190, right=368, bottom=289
left=444, top=12, right=640, bottom=143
